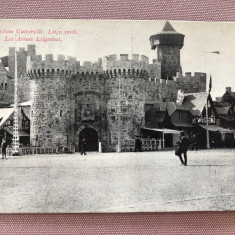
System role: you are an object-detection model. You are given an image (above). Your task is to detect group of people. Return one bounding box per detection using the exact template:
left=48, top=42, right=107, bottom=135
left=1, top=134, right=190, bottom=166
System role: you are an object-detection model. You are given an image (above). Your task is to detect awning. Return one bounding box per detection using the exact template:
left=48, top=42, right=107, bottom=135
left=0, top=108, right=14, bottom=128
left=173, top=122, right=195, bottom=128
left=141, top=127, right=182, bottom=134
left=199, top=124, right=233, bottom=133
left=3, top=127, right=30, bottom=137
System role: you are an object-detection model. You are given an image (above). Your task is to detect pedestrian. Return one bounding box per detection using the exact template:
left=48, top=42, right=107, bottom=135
left=80, top=137, right=87, bottom=155
left=1, top=139, right=7, bottom=159
left=134, top=136, right=142, bottom=152
left=175, top=132, right=189, bottom=166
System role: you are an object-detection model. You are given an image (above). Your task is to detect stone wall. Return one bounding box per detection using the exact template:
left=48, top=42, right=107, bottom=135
left=29, top=71, right=72, bottom=147
left=26, top=47, right=206, bottom=152
left=0, top=60, right=14, bottom=106
left=7, top=45, right=37, bottom=104
left=176, top=72, right=207, bottom=93
left=157, top=45, right=182, bottom=79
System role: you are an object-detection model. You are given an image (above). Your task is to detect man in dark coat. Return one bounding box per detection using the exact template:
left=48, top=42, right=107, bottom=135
left=80, top=138, right=87, bottom=155
left=176, top=132, right=189, bottom=166
left=1, top=139, right=7, bottom=159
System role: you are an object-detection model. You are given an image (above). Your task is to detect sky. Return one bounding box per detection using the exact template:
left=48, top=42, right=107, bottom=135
left=0, top=19, right=235, bottom=99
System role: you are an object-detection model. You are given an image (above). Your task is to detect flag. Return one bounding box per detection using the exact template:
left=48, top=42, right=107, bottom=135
left=211, top=51, right=220, bottom=54
left=207, top=51, right=220, bottom=54
left=209, top=75, right=212, bottom=93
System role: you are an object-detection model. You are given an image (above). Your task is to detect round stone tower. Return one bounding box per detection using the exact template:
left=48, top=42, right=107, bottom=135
left=27, top=54, right=79, bottom=148
left=149, top=21, right=185, bottom=80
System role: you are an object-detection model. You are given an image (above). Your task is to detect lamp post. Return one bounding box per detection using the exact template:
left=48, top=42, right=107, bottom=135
left=117, top=76, right=122, bottom=153
left=12, top=35, right=19, bottom=155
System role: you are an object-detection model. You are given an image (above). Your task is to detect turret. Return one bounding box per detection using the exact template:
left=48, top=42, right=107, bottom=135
left=150, top=21, right=185, bottom=80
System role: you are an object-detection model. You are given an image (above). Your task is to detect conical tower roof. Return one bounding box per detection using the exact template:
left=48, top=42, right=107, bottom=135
left=158, top=21, right=182, bottom=35
left=162, top=21, right=177, bottom=32
left=149, top=21, right=185, bottom=49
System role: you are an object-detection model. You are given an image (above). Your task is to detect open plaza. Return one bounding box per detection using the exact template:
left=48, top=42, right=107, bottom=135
left=0, top=149, right=234, bottom=213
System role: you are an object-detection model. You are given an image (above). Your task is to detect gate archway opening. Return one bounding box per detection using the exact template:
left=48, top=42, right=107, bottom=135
left=79, top=127, right=98, bottom=152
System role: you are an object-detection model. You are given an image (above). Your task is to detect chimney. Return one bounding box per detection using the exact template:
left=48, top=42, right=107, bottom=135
left=226, top=87, right=231, bottom=92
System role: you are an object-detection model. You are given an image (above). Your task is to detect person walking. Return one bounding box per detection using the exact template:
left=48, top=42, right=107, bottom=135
left=1, top=139, right=7, bottom=159
left=176, top=132, right=189, bottom=166
left=80, top=137, right=87, bottom=155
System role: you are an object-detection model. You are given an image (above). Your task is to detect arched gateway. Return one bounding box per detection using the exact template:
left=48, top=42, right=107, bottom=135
left=79, top=128, right=98, bottom=152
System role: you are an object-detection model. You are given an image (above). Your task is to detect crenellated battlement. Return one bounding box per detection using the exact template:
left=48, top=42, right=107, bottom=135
left=174, top=72, right=206, bottom=84
left=103, top=54, right=150, bottom=72
left=27, top=53, right=103, bottom=79
left=172, top=72, right=207, bottom=92
left=104, top=68, right=149, bottom=79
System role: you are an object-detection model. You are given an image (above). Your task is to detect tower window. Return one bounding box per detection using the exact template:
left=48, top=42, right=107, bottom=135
left=4, top=83, right=7, bottom=90
left=60, top=110, right=63, bottom=117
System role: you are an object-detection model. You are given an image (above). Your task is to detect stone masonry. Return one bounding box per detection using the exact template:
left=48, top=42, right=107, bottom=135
left=1, top=22, right=207, bottom=152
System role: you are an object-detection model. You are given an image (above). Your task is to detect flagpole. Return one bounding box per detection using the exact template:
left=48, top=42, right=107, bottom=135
left=12, top=34, right=19, bottom=155
left=205, top=93, right=210, bottom=149
left=204, top=51, right=219, bottom=149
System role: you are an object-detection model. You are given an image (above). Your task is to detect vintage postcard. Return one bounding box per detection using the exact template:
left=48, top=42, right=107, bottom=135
left=0, top=19, right=234, bottom=213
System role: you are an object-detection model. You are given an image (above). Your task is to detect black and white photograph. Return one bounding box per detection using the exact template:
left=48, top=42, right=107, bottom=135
left=0, top=19, right=234, bottom=212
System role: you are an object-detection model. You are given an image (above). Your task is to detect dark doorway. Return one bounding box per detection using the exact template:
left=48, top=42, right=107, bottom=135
left=79, top=128, right=98, bottom=152
left=165, top=133, right=173, bottom=147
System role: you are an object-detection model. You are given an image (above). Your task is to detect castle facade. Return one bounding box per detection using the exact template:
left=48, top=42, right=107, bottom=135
left=0, top=22, right=206, bottom=152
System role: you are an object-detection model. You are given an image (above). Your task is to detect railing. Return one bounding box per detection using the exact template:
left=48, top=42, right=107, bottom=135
left=19, top=147, right=57, bottom=155
left=0, top=146, right=70, bottom=156
left=121, top=139, right=163, bottom=152
left=0, top=139, right=163, bottom=155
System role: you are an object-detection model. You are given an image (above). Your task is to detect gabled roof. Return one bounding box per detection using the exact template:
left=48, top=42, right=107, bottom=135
left=214, top=101, right=230, bottom=107
left=215, top=106, right=230, bottom=115
left=0, top=60, right=8, bottom=75
left=167, top=102, right=190, bottom=116
left=0, top=56, right=8, bottom=67
left=0, top=107, right=14, bottom=128
left=145, top=102, right=167, bottom=124
left=227, top=91, right=235, bottom=98
left=182, top=92, right=209, bottom=116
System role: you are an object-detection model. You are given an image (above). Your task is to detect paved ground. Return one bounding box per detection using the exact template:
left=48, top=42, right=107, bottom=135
left=0, top=149, right=234, bottom=213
